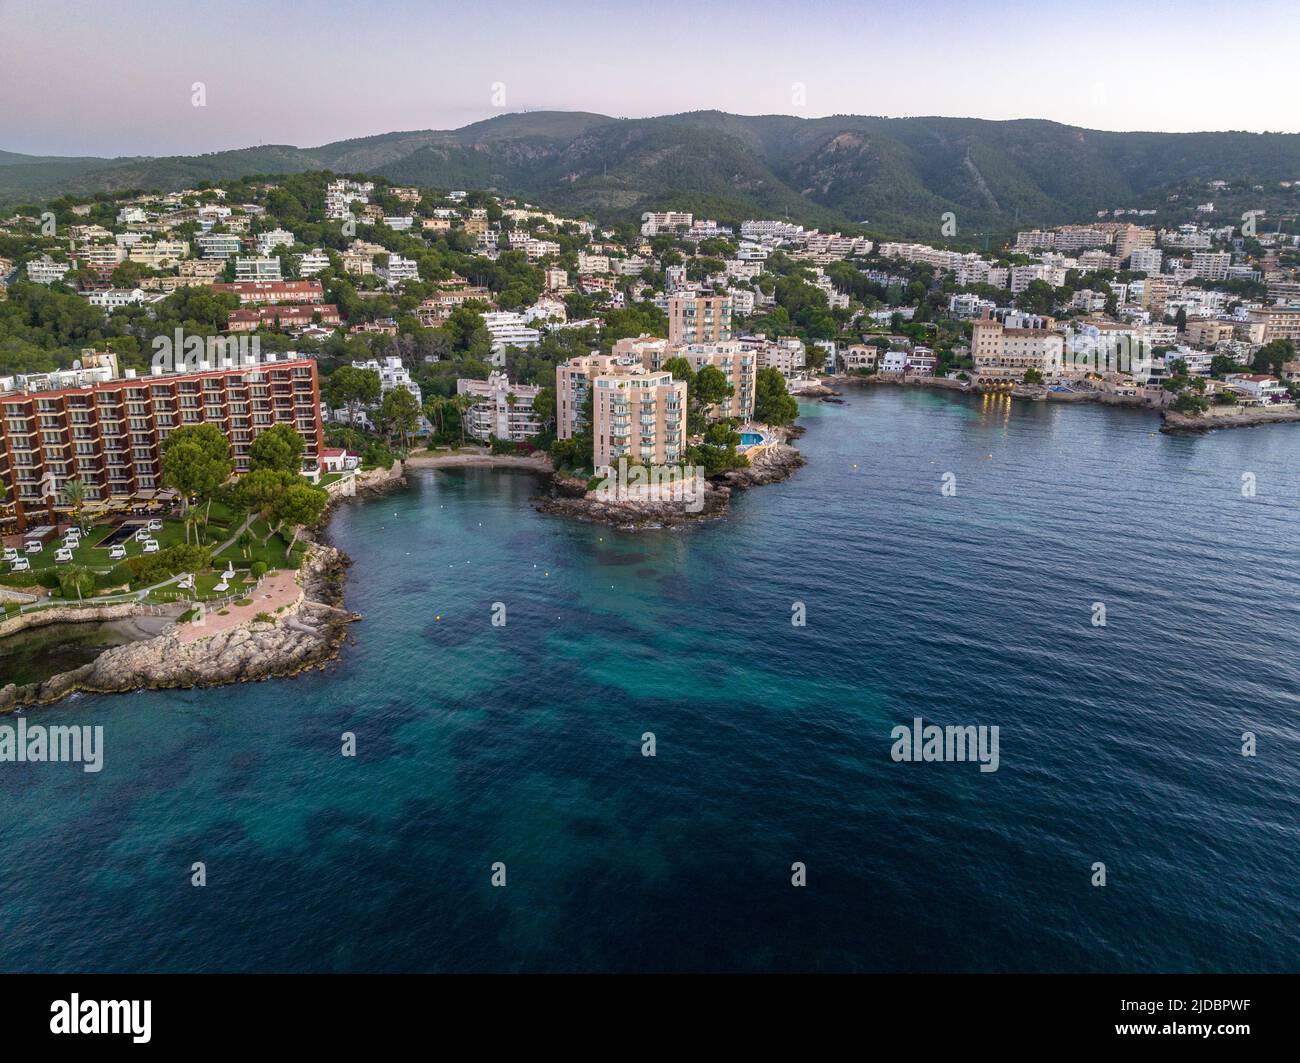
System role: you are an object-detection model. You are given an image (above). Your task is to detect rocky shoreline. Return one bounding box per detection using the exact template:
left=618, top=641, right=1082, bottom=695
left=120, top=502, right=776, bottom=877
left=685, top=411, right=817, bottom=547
left=0, top=545, right=357, bottom=713
left=1161, top=406, right=1300, bottom=433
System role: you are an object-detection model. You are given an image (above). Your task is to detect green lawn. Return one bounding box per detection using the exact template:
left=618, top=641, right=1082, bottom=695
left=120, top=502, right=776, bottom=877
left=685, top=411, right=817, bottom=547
left=213, top=519, right=304, bottom=571
left=4, top=514, right=220, bottom=579
left=1, top=503, right=303, bottom=599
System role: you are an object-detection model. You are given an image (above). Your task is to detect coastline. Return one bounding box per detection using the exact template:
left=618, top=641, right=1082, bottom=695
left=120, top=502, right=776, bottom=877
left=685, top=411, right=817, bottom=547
left=832, top=372, right=1300, bottom=435
left=0, top=544, right=355, bottom=713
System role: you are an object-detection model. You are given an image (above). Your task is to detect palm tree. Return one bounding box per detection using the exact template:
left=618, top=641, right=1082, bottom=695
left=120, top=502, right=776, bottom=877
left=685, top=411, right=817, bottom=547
left=456, top=393, right=475, bottom=449
left=60, top=478, right=87, bottom=534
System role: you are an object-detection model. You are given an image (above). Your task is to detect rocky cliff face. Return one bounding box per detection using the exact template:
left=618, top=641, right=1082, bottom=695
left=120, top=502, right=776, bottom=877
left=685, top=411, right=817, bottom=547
left=0, top=547, right=355, bottom=713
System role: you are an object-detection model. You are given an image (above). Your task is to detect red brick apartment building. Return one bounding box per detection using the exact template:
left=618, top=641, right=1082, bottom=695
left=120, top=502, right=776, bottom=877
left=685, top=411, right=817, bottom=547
left=227, top=304, right=341, bottom=332
left=0, top=358, right=323, bottom=534
left=211, top=280, right=325, bottom=305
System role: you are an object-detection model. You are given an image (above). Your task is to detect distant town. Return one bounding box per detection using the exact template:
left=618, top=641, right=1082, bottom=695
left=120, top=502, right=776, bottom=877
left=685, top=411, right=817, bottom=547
left=1, top=170, right=1298, bottom=559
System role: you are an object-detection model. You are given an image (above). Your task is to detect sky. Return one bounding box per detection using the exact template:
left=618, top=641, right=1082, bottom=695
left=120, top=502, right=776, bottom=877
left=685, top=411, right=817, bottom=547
left=2, top=0, right=1298, bottom=157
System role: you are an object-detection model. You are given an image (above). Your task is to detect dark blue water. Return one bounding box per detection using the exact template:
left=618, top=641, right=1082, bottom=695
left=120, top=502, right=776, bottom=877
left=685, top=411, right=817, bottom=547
left=2, top=388, right=1298, bottom=972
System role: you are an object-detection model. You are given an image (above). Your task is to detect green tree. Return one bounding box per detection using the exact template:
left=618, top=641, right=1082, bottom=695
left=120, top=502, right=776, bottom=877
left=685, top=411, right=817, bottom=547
left=1252, top=338, right=1295, bottom=377
left=324, top=364, right=381, bottom=423
left=662, top=357, right=697, bottom=388
left=161, top=424, right=232, bottom=543
left=753, top=367, right=799, bottom=426
left=379, top=385, right=421, bottom=447
left=275, top=481, right=329, bottom=557
left=249, top=423, right=306, bottom=474
left=234, top=468, right=296, bottom=542
left=692, top=364, right=733, bottom=414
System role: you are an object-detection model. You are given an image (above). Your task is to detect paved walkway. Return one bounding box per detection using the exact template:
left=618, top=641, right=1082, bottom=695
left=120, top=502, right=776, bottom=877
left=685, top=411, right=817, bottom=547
left=175, top=567, right=301, bottom=644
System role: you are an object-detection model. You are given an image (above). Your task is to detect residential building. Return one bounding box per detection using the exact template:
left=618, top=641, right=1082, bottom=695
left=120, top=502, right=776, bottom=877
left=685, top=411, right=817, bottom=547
left=227, top=304, right=340, bottom=332
left=614, top=334, right=755, bottom=420
left=668, top=291, right=732, bottom=344
left=212, top=279, right=324, bottom=305
left=255, top=229, right=296, bottom=256
left=234, top=256, right=283, bottom=282
left=26, top=256, right=71, bottom=285
left=556, top=354, right=686, bottom=473
left=455, top=373, right=542, bottom=443
left=351, top=356, right=421, bottom=405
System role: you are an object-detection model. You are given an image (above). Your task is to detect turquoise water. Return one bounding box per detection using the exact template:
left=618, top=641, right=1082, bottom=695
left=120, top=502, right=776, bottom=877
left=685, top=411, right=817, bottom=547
left=739, top=431, right=764, bottom=445
left=1, top=388, right=1298, bottom=972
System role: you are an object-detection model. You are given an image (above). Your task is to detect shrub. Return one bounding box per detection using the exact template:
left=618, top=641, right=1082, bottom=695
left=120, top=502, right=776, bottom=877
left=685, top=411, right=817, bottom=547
left=57, top=567, right=96, bottom=600
left=250, top=561, right=268, bottom=579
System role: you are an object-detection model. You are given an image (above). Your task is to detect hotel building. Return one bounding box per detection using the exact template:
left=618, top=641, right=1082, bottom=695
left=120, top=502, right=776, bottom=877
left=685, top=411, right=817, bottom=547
left=1246, top=306, right=1300, bottom=344
left=1, top=357, right=323, bottom=533
left=970, top=314, right=1065, bottom=385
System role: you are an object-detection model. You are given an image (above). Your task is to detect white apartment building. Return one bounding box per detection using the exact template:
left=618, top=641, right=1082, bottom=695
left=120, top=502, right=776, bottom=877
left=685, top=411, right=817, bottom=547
left=1127, top=247, right=1163, bottom=273
left=351, top=356, right=422, bottom=406
left=455, top=372, right=542, bottom=443
left=26, top=256, right=71, bottom=284
left=196, top=233, right=243, bottom=259
left=235, top=256, right=282, bottom=282
left=297, top=249, right=330, bottom=276
left=1190, top=251, right=1232, bottom=281
left=377, top=255, right=419, bottom=286
left=255, top=228, right=296, bottom=256
left=481, top=312, right=541, bottom=364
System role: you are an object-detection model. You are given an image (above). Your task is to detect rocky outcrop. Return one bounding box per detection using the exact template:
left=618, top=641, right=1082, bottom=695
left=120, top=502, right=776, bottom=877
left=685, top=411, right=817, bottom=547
left=722, top=444, right=806, bottom=488
left=534, top=480, right=731, bottom=529
left=0, top=547, right=355, bottom=713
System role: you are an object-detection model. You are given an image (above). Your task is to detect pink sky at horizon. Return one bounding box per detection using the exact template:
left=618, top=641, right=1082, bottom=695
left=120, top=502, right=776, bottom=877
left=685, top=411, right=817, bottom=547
left=2, top=0, right=1297, bottom=157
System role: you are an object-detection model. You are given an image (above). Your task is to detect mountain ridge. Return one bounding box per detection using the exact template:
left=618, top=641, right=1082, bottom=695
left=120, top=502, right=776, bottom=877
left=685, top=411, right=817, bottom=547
left=5, top=110, right=1299, bottom=238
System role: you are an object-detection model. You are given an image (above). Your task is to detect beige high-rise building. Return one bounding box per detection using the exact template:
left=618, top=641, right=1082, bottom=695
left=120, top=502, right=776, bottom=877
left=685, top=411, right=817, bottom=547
left=556, top=353, right=686, bottom=472
left=612, top=335, right=755, bottom=421
left=668, top=291, right=732, bottom=345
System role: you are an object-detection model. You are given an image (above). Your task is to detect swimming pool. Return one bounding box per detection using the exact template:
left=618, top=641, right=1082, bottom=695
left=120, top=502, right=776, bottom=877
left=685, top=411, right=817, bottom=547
left=739, top=432, right=764, bottom=446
